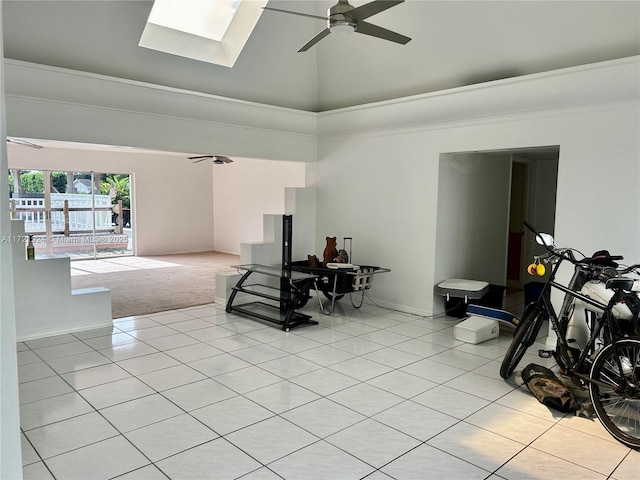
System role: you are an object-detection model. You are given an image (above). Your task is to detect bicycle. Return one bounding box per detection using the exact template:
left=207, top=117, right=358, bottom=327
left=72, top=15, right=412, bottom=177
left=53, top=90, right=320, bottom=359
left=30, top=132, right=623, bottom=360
left=500, top=221, right=640, bottom=449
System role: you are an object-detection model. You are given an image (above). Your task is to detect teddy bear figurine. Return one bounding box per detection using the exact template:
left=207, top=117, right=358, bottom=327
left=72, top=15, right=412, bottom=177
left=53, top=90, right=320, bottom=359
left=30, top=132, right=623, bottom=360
left=308, top=255, right=319, bottom=268
left=323, top=237, right=338, bottom=266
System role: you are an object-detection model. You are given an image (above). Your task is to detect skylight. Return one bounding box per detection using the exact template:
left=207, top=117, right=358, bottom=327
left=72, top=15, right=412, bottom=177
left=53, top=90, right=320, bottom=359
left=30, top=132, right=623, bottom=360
left=148, top=0, right=240, bottom=41
left=139, top=0, right=267, bottom=68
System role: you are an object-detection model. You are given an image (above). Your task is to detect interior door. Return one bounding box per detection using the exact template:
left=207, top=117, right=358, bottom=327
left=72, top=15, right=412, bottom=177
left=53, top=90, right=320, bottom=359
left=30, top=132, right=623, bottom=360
left=507, top=162, right=526, bottom=288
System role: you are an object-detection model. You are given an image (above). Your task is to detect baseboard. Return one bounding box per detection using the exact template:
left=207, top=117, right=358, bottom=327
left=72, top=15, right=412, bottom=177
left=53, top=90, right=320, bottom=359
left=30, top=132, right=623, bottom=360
left=16, top=319, right=113, bottom=342
left=362, top=296, right=433, bottom=318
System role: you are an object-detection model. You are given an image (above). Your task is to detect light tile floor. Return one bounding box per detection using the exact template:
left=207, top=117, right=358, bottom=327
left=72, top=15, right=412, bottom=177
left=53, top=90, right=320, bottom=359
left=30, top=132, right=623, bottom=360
left=17, top=297, right=640, bottom=480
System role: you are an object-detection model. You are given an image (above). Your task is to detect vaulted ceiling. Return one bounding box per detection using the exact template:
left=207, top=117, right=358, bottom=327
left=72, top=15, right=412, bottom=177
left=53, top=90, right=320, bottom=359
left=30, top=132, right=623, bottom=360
left=3, top=1, right=640, bottom=112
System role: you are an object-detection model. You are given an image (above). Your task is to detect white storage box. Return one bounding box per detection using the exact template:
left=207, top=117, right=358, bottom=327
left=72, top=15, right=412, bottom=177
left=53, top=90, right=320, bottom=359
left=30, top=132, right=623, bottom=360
left=454, top=315, right=499, bottom=344
left=437, top=278, right=489, bottom=300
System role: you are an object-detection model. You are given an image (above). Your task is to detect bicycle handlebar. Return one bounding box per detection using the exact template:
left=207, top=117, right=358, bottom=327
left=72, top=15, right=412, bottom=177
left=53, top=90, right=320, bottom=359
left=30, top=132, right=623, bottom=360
left=619, top=263, right=640, bottom=275
left=522, top=219, right=625, bottom=269
left=579, top=253, right=624, bottom=266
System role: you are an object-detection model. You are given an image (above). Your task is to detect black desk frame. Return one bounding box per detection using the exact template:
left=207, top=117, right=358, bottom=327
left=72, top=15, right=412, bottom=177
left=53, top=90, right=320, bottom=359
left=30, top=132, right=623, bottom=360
left=225, top=264, right=319, bottom=331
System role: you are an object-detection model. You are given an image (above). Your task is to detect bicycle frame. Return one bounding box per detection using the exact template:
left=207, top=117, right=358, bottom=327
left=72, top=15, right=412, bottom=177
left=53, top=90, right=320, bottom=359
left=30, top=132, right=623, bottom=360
left=536, top=257, right=631, bottom=388
left=503, top=221, right=640, bottom=448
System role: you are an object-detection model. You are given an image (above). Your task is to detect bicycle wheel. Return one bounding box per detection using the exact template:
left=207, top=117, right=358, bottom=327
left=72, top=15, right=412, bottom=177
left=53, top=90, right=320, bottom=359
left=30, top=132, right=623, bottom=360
left=589, top=338, right=640, bottom=449
left=500, top=303, right=546, bottom=379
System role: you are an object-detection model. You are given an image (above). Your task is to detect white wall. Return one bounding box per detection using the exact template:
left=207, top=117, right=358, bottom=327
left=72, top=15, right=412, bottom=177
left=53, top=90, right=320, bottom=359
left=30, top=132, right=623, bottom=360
left=553, top=108, right=640, bottom=258
left=11, top=220, right=112, bottom=341
left=0, top=4, right=23, bottom=478
left=3, top=56, right=639, bottom=316
left=212, top=158, right=306, bottom=255
left=315, top=59, right=639, bottom=315
left=7, top=146, right=215, bottom=255
left=285, top=187, right=317, bottom=263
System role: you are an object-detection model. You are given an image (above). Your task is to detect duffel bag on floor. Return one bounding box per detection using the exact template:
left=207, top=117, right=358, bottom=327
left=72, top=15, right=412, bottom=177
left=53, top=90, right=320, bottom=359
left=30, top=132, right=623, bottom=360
left=522, top=363, right=579, bottom=413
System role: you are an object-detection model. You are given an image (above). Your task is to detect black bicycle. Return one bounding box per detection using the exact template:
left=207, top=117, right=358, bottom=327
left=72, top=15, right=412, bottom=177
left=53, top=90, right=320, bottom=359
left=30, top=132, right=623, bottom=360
left=500, top=221, right=640, bottom=449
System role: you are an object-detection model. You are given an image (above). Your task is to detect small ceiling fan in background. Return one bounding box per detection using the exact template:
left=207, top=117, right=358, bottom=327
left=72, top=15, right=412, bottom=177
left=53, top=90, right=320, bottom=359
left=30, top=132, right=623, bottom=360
left=189, top=155, right=234, bottom=164
left=263, top=0, right=411, bottom=52
left=6, top=137, right=44, bottom=149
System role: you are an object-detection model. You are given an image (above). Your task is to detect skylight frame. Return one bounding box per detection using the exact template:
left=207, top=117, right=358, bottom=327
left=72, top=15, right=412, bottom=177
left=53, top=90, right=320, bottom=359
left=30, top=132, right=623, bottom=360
left=139, top=0, right=268, bottom=68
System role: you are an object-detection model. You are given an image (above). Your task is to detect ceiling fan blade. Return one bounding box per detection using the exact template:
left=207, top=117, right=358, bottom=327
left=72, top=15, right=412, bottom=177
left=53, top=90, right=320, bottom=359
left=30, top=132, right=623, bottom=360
left=262, top=6, right=326, bottom=21
left=355, top=21, right=411, bottom=45
left=6, top=137, right=44, bottom=149
left=299, top=28, right=331, bottom=52
left=191, top=154, right=233, bottom=164
left=350, top=0, right=404, bottom=22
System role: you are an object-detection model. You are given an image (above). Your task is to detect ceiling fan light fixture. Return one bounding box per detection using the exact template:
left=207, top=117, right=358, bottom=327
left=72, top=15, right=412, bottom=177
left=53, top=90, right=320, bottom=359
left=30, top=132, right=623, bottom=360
left=329, top=10, right=357, bottom=34
left=331, top=22, right=356, bottom=34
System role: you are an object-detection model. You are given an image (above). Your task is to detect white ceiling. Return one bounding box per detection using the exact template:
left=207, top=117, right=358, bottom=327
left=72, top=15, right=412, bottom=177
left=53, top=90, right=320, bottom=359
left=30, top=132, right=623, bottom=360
left=2, top=0, right=640, bottom=112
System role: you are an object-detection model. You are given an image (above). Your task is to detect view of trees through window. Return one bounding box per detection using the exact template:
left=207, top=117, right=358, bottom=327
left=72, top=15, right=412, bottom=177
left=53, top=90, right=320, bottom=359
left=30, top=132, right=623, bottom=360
left=7, top=170, right=133, bottom=259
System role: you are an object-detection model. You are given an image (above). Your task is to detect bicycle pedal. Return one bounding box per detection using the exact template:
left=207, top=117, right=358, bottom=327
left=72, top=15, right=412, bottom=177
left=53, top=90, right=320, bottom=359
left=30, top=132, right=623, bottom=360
left=538, top=349, right=554, bottom=359
left=577, top=401, right=595, bottom=418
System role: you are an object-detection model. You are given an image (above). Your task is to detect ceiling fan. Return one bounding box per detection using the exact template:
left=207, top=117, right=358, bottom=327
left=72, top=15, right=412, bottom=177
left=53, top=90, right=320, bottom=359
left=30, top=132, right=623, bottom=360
left=189, top=155, right=233, bottom=164
left=263, top=0, right=411, bottom=52
left=6, top=137, right=44, bottom=149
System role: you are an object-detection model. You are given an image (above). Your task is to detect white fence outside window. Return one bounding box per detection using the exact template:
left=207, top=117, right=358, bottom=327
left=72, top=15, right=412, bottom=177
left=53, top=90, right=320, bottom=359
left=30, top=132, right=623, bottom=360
left=12, top=193, right=112, bottom=233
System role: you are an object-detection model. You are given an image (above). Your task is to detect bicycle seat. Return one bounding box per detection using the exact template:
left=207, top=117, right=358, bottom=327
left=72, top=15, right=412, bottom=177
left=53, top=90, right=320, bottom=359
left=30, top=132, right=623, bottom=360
left=605, top=277, right=635, bottom=292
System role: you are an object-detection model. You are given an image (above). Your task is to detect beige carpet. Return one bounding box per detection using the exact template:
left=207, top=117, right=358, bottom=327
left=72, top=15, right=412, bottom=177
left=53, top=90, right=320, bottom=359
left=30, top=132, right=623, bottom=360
left=70, top=252, right=240, bottom=319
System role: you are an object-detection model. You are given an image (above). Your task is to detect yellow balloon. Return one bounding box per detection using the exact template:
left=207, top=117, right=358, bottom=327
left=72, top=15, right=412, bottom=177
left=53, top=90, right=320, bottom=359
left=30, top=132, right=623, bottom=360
left=536, top=263, right=546, bottom=276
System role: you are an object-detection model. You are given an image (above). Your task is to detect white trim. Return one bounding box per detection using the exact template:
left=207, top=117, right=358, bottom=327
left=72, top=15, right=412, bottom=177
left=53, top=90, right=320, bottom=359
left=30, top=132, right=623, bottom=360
left=3, top=56, right=639, bottom=159
left=3, top=58, right=313, bottom=115
left=317, top=100, right=640, bottom=142
left=319, top=56, right=640, bottom=115
left=318, top=56, right=640, bottom=137
left=5, top=94, right=317, bottom=162
left=15, top=319, right=113, bottom=343
left=359, top=297, right=433, bottom=318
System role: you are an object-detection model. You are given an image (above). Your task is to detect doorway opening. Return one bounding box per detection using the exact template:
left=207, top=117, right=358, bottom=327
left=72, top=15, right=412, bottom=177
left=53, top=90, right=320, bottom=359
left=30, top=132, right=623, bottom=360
left=433, top=146, right=559, bottom=316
